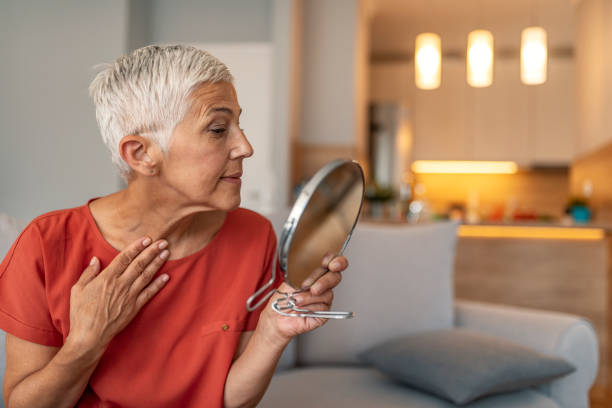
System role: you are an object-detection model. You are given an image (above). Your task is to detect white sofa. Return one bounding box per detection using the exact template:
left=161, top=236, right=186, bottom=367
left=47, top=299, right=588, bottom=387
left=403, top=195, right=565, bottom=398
left=261, top=221, right=599, bottom=408
left=0, top=217, right=598, bottom=408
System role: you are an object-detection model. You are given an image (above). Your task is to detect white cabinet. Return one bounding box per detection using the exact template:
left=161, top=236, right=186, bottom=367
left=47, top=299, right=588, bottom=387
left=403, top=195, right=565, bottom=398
left=370, top=57, right=576, bottom=166
left=471, top=59, right=529, bottom=164
left=412, top=59, right=471, bottom=161
left=532, top=58, right=576, bottom=165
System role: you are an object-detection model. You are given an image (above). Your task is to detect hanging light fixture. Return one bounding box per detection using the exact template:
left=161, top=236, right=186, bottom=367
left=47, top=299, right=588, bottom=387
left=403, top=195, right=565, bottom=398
left=521, top=26, right=547, bottom=85
left=415, top=33, right=441, bottom=90
left=467, top=30, right=494, bottom=87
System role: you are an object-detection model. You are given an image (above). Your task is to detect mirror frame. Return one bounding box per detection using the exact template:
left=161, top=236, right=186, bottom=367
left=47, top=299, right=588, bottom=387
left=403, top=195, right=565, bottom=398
left=246, top=159, right=365, bottom=318
left=278, top=159, right=365, bottom=288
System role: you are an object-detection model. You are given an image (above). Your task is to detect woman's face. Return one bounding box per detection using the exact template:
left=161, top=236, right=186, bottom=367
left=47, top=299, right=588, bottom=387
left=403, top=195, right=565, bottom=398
left=159, top=81, right=253, bottom=212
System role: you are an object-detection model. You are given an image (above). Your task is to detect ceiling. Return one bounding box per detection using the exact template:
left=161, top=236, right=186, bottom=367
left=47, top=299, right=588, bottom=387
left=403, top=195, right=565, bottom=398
left=368, top=0, right=576, bottom=55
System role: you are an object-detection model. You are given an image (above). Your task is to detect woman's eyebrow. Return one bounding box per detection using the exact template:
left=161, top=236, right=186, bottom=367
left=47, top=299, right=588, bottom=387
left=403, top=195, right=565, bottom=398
left=204, top=106, right=243, bottom=117
left=206, top=106, right=242, bottom=115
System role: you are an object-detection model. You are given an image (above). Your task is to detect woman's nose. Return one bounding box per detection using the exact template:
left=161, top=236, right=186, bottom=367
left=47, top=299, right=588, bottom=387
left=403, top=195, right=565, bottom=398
left=231, top=129, right=254, bottom=159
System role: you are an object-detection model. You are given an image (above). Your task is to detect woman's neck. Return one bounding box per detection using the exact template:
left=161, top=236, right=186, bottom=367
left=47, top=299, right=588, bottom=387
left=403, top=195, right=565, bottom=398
left=89, top=182, right=227, bottom=260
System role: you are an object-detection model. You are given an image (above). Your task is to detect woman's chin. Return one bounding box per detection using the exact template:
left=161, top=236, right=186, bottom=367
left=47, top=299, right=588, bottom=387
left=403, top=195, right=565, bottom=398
left=218, top=195, right=242, bottom=212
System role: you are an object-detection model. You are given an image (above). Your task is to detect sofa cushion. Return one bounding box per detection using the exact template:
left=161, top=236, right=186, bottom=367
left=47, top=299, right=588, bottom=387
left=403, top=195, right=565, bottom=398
left=261, top=367, right=560, bottom=408
left=358, top=328, right=575, bottom=405
left=297, top=222, right=458, bottom=365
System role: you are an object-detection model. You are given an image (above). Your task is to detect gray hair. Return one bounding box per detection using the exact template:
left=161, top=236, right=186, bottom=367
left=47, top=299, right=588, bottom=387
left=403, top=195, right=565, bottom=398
left=89, top=44, right=233, bottom=179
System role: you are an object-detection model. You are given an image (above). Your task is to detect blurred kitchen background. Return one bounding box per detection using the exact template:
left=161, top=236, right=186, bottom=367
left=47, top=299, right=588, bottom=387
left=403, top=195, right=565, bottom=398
left=1, top=0, right=612, bottom=405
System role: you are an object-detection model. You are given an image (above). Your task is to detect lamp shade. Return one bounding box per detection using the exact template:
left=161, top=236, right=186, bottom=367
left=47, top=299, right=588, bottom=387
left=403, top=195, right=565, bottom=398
left=467, top=30, right=494, bottom=87
left=415, top=33, right=441, bottom=90
left=521, top=26, right=547, bottom=85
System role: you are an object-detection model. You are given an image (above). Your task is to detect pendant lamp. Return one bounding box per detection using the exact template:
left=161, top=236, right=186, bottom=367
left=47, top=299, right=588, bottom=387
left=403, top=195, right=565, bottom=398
left=521, top=26, right=547, bottom=85
left=415, top=33, right=441, bottom=90
left=467, top=30, right=494, bottom=87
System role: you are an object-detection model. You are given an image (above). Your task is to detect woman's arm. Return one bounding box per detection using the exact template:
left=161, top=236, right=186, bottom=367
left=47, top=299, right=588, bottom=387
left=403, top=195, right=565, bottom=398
left=224, top=255, right=348, bottom=408
left=3, top=236, right=170, bottom=408
left=223, top=327, right=289, bottom=408
left=4, top=334, right=103, bottom=408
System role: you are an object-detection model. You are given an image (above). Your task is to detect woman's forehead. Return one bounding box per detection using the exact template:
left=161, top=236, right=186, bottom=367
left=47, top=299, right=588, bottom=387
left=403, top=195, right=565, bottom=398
left=190, top=81, right=239, bottom=116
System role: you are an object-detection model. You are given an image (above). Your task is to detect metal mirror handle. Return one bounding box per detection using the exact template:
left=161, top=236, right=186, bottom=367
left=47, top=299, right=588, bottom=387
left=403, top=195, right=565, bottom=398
left=246, top=254, right=354, bottom=319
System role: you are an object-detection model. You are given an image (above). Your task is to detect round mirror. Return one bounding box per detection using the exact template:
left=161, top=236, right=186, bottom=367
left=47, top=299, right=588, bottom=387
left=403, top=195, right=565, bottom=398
left=245, top=159, right=364, bottom=320
left=279, top=160, right=365, bottom=290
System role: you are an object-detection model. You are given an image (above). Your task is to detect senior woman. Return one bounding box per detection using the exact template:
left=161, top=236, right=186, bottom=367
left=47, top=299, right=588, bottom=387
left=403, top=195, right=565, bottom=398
left=0, top=45, right=348, bottom=408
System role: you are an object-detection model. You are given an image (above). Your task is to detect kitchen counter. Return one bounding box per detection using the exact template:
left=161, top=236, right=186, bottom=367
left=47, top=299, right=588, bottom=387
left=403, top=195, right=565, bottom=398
left=361, top=217, right=609, bottom=240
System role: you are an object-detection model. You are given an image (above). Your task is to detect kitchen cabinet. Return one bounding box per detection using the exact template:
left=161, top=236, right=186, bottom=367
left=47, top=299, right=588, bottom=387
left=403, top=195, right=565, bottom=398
left=532, top=57, right=576, bottom=166
left=471, top=59, right=529, bottom=164
left=370, top=56, right=576, bottom=166
left=412, top=59, right=471, bottom=161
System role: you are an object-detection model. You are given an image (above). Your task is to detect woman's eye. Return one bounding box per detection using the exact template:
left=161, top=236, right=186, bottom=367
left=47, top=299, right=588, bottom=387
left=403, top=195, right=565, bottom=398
left=210, top=127, right=226, bottom=135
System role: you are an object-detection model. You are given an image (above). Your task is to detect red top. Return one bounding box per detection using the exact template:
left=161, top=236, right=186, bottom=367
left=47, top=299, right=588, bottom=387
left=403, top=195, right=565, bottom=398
left=0, top=200, right=281, bottom=407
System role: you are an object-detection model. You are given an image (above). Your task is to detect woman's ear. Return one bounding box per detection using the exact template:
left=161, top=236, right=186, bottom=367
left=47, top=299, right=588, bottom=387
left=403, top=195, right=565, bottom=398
left=119, top=135, right=162, bottom=177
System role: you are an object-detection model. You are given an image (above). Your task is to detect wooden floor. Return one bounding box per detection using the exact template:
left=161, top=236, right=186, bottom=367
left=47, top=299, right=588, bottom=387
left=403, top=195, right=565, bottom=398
left=454, top=235, right=611, bottom=407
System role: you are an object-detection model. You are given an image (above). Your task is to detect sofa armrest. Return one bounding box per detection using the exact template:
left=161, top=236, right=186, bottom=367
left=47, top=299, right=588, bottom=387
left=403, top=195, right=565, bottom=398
left=454, top=299, right=598, bottom=408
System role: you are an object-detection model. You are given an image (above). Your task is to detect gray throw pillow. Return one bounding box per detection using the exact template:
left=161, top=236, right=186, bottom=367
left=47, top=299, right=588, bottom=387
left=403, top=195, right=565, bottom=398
left=358, top=328, right=575, bottom=405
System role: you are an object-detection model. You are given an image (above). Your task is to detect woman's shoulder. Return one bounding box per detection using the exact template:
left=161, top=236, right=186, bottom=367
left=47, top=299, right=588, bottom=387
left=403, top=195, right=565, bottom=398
left=26, top=201, right=93, bottom=240
left=28, top=204, right=88, bottom=229
left=229, top=208, right=274, bottom=232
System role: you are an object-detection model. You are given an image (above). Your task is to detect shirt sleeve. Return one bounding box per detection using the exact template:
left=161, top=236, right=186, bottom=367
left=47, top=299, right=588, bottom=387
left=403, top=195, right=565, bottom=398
left=0, top=222, right=63, bottom=346
left=244, top=223, right=283, bottom=331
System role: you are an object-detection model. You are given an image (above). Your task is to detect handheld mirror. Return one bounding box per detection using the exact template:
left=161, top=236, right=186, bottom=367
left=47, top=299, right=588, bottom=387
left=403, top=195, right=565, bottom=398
left=246, top=159, right=365, bottom=319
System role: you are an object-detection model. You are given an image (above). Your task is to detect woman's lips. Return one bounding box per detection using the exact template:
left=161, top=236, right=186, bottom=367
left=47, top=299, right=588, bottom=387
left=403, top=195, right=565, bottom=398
left=221, top=173, right=242, bottom=184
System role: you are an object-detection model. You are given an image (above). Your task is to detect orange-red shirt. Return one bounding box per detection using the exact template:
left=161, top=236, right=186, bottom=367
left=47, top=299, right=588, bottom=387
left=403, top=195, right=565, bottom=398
left=0, top=200, right=280, bottom=407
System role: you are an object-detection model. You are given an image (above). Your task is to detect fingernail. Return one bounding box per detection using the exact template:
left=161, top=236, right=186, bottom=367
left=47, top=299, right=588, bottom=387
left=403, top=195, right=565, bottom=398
left=142, top=237, right=152, bottom=247
left=158, top=240, right=168, bottom=249
left=330, top=260, right=340, bottom=270
left=159, top=249, right=170, bottom=259
left=161, top=274, right=169, bottom=282
left=293, top=295, right=302, bottom=305
left=90, top=256, right=97, bottom=266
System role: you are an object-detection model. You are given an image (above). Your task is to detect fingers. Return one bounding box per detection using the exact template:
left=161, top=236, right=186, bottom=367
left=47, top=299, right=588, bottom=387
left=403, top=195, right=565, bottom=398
left=327, top=255, right=348, bottom=273
left=119, top=239, right=169, bottom=285
left=321, top=253, right=336, bottom=268
left=300, top=252, right=335, bottom=289
left=135, top=274, right=170, bottom=310
left=309, top=255, right=347, bottom=294
left=310, top=271, right=341, bottom=296
left=300, top=254, right=348, bottom=290
left=101, top=236, right=153, bottom=277
left=76, top=256, right=101, bottom=287
left=129, top=248, right=170, bottom=296
left=294, top=289, right=333, bottom=307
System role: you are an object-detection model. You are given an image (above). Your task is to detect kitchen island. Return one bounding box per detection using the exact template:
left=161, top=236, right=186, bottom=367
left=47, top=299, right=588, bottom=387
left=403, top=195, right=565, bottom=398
left=453, top=223, right=610, bottom=405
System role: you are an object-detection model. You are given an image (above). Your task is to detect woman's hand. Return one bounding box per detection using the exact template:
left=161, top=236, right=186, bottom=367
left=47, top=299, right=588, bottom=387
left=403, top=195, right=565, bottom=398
left=65, top=237, right=170, bottom=361
left=258, top=254, right=349, bottom=347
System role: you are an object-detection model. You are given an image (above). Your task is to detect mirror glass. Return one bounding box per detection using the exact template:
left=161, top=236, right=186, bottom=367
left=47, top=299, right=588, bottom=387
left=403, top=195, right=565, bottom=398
left=280, top=160, right=365, bottom=290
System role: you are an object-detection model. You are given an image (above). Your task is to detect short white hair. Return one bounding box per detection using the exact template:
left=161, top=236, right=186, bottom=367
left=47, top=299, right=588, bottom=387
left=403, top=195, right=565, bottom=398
left=89, top=44, right=233, bottom=179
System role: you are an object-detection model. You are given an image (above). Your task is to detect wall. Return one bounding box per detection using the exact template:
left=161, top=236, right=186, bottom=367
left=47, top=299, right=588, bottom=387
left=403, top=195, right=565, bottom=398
left=575, top=0, right=612, bottom=156
left=416, top=170, right=569, bottom=219
left=0, top=0, right=127, bottom=221
left=570, top=0, right=612, bottom=223
left=146, top=0, right=272, bottom=44
left=297, top=0, right=368, bottom=182
left=570, top=141, right=612, bottom=223
left=0, top=0, right=299, bottom=221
